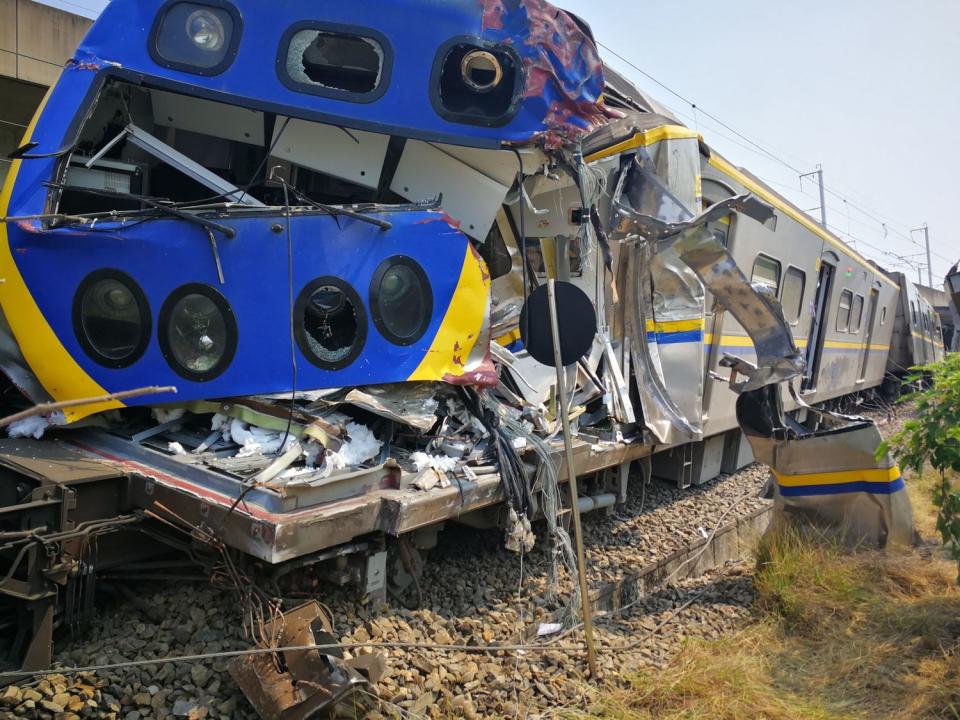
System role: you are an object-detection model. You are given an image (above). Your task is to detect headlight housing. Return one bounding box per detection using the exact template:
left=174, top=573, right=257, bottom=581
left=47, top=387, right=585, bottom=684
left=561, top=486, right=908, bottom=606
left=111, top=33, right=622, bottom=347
left=73, top=270, right=151, bottom=368
left=151, top=1, right=240, bottom=75
left=159, top=284, right=237, bottom=381
left=370, top=256, right=433, bottom=345
left=295, top=277, right=367, bottom=370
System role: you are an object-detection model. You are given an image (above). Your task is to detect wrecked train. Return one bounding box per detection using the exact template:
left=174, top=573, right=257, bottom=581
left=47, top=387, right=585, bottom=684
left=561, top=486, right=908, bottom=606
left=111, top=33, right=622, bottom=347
left=0, top=0, right=927, bottom=680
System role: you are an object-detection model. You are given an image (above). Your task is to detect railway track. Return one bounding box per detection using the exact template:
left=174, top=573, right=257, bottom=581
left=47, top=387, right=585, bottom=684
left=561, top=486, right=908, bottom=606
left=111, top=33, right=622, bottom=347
left=0, top=457, right=774, bottom=720
left=0, top=403, right=913, bottom=720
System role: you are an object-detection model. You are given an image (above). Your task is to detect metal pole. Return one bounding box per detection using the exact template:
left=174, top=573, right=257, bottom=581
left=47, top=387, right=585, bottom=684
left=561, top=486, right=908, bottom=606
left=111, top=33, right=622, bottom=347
left=816, top=167, right=827, bottom=230
left=800, top=165, right=827, bottom=229
left=546, top=278, right=598, bottom=678
left=911, top=224, right=933, bottom=287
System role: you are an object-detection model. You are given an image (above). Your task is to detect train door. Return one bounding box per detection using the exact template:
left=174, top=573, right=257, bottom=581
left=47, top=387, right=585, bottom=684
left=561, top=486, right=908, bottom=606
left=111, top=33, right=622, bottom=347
left=858, top=287, right=879, bottom=381
left=802, top=258, right=835, bottom=391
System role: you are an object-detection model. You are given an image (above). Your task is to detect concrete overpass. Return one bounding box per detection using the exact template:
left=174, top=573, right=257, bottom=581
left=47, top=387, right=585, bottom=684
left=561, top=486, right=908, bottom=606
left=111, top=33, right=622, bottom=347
left=0, top=0, right=91, bottom=185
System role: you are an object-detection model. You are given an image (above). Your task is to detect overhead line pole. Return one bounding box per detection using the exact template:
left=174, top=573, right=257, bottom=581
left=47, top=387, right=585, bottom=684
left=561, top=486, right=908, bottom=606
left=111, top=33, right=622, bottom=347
left=800, top=165, right=827, bottom=229
left=911, top=224, right=932, bottom=287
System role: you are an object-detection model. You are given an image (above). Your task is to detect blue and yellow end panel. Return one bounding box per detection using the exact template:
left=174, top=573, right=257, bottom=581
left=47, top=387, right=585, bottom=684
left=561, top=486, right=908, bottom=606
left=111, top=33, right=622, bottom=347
left=1, top=70, right=489, bottom=420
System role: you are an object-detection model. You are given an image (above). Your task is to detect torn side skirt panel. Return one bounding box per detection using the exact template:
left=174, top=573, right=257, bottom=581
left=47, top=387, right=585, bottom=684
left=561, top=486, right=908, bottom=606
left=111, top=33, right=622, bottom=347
left=738, top=389, right=915, bottom=548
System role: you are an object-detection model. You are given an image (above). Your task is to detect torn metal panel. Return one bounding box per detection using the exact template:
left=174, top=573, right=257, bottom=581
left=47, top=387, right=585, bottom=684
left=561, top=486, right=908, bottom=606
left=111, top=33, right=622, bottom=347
left=647, top=246, right=706, bottom=438
left=612, top=147, right=801, bottom=392
left=737, top=386, right=915, bottom=547
left=229, top=601, right=371, bottom=720
left=336, top=384, right=442, bottom=433
left=622, top=240, right=698, bottom=443
left=479, top=0, right=621, bottom=148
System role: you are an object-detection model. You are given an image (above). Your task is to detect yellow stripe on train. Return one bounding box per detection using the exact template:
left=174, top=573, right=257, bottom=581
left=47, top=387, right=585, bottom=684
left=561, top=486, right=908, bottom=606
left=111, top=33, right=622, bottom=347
left=645, top=318, right=705, bottom=334
left=773, top=466, right=901, bottom=487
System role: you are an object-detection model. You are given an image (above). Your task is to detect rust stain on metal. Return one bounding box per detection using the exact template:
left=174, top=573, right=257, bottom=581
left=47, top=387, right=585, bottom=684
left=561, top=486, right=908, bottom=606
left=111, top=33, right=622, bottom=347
left=229, top=601, right=375, bottom=720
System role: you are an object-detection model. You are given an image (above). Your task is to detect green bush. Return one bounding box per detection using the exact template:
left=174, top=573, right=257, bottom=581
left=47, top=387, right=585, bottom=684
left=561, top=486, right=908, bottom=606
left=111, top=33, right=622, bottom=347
left=880, top=354, right=960, bottom=580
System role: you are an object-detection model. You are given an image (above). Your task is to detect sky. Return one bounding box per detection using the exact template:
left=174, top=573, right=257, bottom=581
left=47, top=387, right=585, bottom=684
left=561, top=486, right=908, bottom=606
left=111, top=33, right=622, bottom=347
left=36, top=0, right=960, bottom=286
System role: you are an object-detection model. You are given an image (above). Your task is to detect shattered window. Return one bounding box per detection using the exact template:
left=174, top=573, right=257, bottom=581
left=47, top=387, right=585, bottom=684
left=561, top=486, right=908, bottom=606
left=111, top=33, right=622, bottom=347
left=780, top=267, right=805, bottom=323
left=837, top=290, right=853, bottom=332
left=285, top=29, right=384, bottom=95
left=850, top=294, right=864, bottom=334
left=751, top=254, right=781, bottom=293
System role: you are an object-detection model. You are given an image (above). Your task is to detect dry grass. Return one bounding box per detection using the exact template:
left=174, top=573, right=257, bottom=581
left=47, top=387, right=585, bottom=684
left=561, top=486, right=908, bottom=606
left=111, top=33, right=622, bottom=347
left=589, top=471, right=960, bottom=720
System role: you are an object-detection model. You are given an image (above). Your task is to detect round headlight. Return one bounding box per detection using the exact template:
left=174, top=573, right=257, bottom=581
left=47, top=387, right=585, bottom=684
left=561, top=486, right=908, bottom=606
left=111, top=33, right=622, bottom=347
left=186, top=9, right=225, bottom=51
left=295, top=278, right=366, bottom=370
left=73, top=270, right=151, bottom=368
left=159, top=285, right=237, bottom=381
left=152, top=2, right=238, bottom=74
left=370, top=257, right=433, bottom=345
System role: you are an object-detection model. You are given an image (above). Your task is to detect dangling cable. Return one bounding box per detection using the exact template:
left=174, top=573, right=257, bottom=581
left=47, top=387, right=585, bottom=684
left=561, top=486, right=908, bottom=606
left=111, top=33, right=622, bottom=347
left=278, top=172, right=298, bottom=451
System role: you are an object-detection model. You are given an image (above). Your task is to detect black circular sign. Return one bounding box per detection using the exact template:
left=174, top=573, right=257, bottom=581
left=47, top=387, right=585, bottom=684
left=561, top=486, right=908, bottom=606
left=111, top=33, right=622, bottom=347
left=519, top=282, right=597, bottom=367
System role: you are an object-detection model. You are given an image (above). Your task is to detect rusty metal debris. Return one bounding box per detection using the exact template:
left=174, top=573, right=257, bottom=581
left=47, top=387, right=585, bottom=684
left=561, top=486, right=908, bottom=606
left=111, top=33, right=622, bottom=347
left=228, top=602, right=377, bottom=720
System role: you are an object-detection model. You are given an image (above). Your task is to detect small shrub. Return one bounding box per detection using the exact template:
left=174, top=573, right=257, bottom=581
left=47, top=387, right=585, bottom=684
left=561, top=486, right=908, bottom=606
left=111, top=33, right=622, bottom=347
left=880, top=354, right=960, bottom=581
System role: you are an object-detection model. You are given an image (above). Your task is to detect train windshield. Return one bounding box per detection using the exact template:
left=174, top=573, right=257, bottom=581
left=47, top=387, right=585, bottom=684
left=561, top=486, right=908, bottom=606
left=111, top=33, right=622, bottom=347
left=56, top=79, right=410, bottom=217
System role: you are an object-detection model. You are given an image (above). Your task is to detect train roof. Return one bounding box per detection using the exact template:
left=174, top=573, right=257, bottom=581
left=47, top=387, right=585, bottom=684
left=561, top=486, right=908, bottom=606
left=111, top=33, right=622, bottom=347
left=74, top=0, right=613, bottom=149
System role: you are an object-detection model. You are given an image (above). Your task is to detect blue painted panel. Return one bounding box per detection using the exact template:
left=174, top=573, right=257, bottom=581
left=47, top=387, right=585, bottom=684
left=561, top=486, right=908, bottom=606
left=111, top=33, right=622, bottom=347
left=9, top=210, right=469, bottom=405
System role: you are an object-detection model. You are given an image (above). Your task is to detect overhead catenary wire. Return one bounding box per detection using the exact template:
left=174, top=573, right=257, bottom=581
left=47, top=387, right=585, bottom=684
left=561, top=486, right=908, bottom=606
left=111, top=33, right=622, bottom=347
left=596, top=41, right=952, bottom=277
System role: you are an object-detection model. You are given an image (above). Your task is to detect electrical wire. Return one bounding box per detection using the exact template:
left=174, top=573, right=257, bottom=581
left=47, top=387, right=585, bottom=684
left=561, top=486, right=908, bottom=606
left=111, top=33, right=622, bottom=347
left=279, top=173, right=298, bottom=450
left=596, top=40, right=953, bottom=275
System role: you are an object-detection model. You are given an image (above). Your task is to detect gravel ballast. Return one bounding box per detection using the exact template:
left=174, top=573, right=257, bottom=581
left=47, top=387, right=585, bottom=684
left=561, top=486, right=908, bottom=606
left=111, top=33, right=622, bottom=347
left=1, top=402, right=912, bottom=719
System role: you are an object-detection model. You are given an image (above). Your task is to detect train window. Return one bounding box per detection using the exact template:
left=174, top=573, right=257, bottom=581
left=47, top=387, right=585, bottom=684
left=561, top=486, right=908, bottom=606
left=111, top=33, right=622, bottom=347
left=836, top=289, right=853, bottom=332
left=73, top=270, right=152, bottom=368
left=910, top=300, right=918, bottom=324
left=850, top=294, right=864, bottom=334
left=370, top=256, right=433, bottom=346
left=880, top=306, right=887, bottom=325
left=295, top=277, right=367, bottom=369
left=159, top=284, right=237, bottom=381
left=280, top=23, right=391, bottom=102
left=751, top=254, right=781, bottom=293
left=780, top=267, right=805, bottom=323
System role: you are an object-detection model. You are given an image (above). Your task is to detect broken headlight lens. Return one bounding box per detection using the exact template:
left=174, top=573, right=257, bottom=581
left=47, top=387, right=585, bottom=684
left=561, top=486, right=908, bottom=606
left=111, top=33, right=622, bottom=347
left=295, top=278, right=367, bottom=370
left=159, top=285, right=237, bottom=380
left=153, top=2, right=238, bottom=74
left=370, top=257, right=432, bottom=345
left=73, top=270, right=151, bottom=368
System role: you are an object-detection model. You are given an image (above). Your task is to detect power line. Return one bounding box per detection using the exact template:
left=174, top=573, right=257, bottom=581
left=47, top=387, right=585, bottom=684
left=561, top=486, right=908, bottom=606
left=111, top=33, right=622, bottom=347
left=595, top=40, right=953, bottom=275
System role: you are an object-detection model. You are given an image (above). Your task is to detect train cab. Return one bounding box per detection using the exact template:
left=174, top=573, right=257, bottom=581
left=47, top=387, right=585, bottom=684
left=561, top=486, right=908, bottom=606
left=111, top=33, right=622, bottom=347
left=0, top=0, right=613, bottom=421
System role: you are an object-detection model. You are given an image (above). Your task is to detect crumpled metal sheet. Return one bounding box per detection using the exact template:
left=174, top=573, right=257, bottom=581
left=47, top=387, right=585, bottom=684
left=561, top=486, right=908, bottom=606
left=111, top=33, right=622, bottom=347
left=609, top=136, right=708, bottom=443
left=229, top=601, right=374, bottom=720
left=622, top=240, right=697, bottom=443
left=480, top=0, right=622, bottom=148
left=338, top=384, right=442, bottom=432
left=613, top=149, right=802, bottom=392
left=737, top=386, right=915, bottom=547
